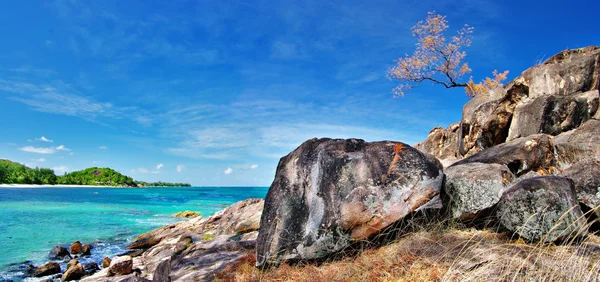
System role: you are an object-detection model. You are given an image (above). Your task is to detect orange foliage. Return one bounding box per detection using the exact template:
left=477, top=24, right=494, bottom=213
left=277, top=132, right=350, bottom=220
left=388, top=11, right=509, bottom=98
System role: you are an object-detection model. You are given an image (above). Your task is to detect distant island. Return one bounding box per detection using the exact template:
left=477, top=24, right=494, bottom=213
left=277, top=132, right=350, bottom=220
left=0, top=159, right=191, bottom=187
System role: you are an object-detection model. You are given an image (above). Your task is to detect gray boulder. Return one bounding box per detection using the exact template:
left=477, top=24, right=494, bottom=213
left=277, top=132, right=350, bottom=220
left=256, top=138, right=444, bottom=266
left=453, top=134, right=556, bottom=177
left=496, top=176, right=587, bottom=242
left=554, top=119, right=600, bottom=169
left=444, top=162, right=515, bottom=219
left=560, top=159, right=600, bottom=215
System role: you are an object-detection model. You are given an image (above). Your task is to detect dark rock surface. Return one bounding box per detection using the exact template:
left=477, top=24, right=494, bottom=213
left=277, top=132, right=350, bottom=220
left=444, top=162, right=515, bottom=219
left=28, top=262, right=61, bottom=278
left=453, top=134, right=556, bottom=177
left=48, top=246, right=72, bottom=260
left=256, top=138, right=444, bottom=266
left=496, top=176, right=587, bottom=242
left=553, top=119, right=600, bottom=169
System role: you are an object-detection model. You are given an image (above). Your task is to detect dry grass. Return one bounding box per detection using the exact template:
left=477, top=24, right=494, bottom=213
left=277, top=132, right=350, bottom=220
left=215, top=225, right=600, bottom=282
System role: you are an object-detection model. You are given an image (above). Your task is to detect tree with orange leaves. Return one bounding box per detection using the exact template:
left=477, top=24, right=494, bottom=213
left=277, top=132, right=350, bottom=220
left=388, top=12, right=508, bottom=97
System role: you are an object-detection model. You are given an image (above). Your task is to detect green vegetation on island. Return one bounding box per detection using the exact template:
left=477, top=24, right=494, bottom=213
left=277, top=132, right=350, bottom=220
left=0, top=159, right=191, bottom=187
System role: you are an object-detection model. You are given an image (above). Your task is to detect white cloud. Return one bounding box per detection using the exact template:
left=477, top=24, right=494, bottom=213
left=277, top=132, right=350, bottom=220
left=98, top=146, right=107, bottom=149
left=69, top=152, right=75, bottom=156
left=52, top=165, right=69, bottom=175
left=55, top=145, right=71, bottom=151
left=36, top=158, right=46, bottom=163
left=19, top=146, right=55, bottom=154
left=224, top=167, right=233, bottom=175
left=176, top=164, right=185, bottom=173
left=138, top=168, right=149, bottom=173
left=38, top=136, right=53, bottom=143
left=250, top=164, right=258, bottom=169
left=156, top=163, right=164, bottom=170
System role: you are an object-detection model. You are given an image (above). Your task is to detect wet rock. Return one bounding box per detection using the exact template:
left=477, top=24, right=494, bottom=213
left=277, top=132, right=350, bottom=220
left=28, top=262, right=61, bottom=277
left=70, top=241, right=82, bottom=254
left=49, top=246, right=72, bottom=260
left=84, top=262, right=100, bottom=274
left=553, top=119, right=600, bottom=169
left=108, top=255, right=133, bottom=276
left=62, top=263, right=86, bottom=281
left=414, top=122, right=460, bottom=161
left=82, top=244, right=92, bottom=256
left=172, top=211, right=200, bottom=218
left=560, top=159, right=600, bottom=214
left=102, top=257, right=112, bottom=268
left=444, top=162, right=515, bottom=219
left=452, top=134, right=556, bottom=177
left=256, top=138, right=444, bottom=266
left=496, top=176, right=587, bottom=242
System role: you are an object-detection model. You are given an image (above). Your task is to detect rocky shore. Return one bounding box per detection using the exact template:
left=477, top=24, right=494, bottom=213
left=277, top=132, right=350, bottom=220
left=12, top=46, right=600, bottom=281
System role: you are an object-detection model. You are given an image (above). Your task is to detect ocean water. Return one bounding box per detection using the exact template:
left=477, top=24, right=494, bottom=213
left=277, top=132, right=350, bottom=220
left=0, top=187, right=268, bottom=281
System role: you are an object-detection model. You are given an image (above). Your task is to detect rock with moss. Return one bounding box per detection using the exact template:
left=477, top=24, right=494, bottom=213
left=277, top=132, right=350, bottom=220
left=444, top=162, right=515, bottom=219
left=256, top=138, right=444, bottom=266
left=496, top=176, right=587, bottom=242
left=172, top=211, right=200, bottom=218
left=560, top=159, right=600, bottom=215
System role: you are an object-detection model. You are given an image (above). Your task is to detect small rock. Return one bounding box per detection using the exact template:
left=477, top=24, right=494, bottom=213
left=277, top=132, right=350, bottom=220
left=28, top=261, right=61, bottom=277
left=84, top=262, right=100, bottom=274
left=81, top=244, right=92, bottom=256
left=61, top=263, right=86, bottom=281
left=108, top=255, right=133, bottom=276
left=496, top=176, right=587, bottom=242
left=172, top=211, right=200, bottom=218
left=102, top=257, right=112, bottom=268
left=70, top=241, right=82, bottom=254
left=49, top=246, right=72, bottom=260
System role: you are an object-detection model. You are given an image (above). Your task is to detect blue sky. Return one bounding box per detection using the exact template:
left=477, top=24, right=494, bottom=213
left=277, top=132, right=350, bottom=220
left=1, top=0, right=598, bottom=186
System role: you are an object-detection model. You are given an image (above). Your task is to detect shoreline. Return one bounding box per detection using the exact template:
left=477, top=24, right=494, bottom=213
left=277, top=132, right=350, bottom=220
left=0, top=184, right=134, bottom=188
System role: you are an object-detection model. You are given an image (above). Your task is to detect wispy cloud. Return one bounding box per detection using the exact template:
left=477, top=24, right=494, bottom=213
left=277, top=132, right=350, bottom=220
left=36, top=158, right=46, bottom=162
left=55, top=145, right=71, bottom=151
left=38, top=136, right=54, bottom=143
left=98, top=145, right=107, bottom=149
left=250, top=164, right=258, bottom=169
left=176, top=164, right=185, bottom=173
left=52, top=165, right=69, bottom=175
left=19, top=146, right=55, bottom=154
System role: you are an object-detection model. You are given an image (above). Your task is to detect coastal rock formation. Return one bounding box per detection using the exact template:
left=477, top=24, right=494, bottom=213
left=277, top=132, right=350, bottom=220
left=496, top=176, right=587, bottom=242
left=82, top=244, right=92, bottom=256
left=28, top=261, right=61, bottom=277
left=49, top=246, right=72, bottom=260
left=102, top=257, right=112, bottom=268
left=444, top=162, right=515, bottom=219
left=67, top=258, right=79, bottom=270
left=256, top=138, right=444, bottom=266
left=70, top=241, right=82, bottom=255
left=82, top=198, right=265, bottom=282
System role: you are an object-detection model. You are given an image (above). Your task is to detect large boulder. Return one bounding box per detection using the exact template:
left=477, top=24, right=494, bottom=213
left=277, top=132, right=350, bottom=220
left=507, top=90, right=598, bottom=141
left=414, top=122, right=460, bottom=162
left=256, top=138, right=444, bottom=266
left=521, top=46, right=600, bottom=100
left=453, top=134, right=556, bottom=176
left=444, top=162, right=515, bottom=219
left=496, top=176, right=587, bottom=242
left=553, top=119, right=600, bottom=169
left=107, top=255, right=133, bottom=276
left=28, top=262, right=61, bottom=277
left=560, top=159, right=600, bottom=214
left=62, top=263, right=86, bottom=281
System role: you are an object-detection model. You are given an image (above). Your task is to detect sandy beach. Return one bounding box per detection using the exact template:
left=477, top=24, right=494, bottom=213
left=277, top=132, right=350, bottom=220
left=0, top=184, right=132, bottom=188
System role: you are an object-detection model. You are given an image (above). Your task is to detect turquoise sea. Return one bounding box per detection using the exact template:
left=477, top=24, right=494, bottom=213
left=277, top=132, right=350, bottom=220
left=0, top=186, right=268, bottom=281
